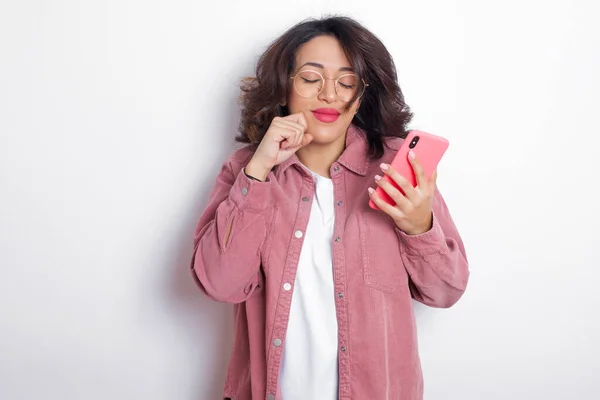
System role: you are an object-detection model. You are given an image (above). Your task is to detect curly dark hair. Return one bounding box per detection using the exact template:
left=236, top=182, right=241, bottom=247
left=236, top=15, right=414, bottom=159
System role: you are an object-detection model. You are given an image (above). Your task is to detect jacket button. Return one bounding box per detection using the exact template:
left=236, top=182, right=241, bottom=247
left=273, top=338, right=282, bottom=347
left=294, top=230, right=303, bottom=238
left=302, top=196, right=310, bottom=202
left=283, top=283, right=292, bottom=291
left=341, top=346, right=346, bottom=352
left=333, top=166, right=340, bottom=172
left=241, top=187, right=248, bottom=196
left=337, top=200, right=343, bottom=206
left=335, top=236, right=341, bottom=242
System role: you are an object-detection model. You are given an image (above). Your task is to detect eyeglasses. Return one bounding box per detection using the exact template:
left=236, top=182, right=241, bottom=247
left=289, top=70, right=368, bottom=102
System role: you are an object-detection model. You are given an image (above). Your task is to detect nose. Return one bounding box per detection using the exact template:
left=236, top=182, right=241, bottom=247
left=317, top=77, right=337, bottom=103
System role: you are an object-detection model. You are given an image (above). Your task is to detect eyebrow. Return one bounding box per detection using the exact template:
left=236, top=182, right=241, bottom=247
left=298, top=62, right=354, bottom=72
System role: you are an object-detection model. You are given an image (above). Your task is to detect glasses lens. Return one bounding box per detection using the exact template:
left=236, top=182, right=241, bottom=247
left=293, top=71, right=364, bottom=101
left=294, top=71, right=323, bottom=98
left=336, top=74, right=362, bottom=102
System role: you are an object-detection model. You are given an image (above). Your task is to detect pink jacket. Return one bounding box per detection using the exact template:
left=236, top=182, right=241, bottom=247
left=191, top=125, right=470, bottom=400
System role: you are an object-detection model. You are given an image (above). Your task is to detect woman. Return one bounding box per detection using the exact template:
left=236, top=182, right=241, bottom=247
left=191, top=16, right=469, bottom=400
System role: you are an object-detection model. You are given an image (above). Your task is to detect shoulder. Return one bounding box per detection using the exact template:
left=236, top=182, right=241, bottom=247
left=381, top=135, right=405, bottom=154
left=228, top=144, right=255, bottom=166
left=216, top=143, right=256, bottom=179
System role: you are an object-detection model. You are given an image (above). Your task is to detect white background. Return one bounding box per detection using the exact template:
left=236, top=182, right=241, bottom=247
left=1, top=0, right=599, bottom=399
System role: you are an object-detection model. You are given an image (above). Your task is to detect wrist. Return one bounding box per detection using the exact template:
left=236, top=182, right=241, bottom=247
left=399, top=213, right=433, bottom=236
left=245, top=159, right=271, bottom=182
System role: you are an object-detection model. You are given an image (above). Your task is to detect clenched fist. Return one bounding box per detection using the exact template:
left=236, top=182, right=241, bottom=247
left=245, top=113, right=313, bottom=181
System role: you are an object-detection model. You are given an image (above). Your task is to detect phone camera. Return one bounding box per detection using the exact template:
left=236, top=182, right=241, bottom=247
left=409, top=136, right=420, bottom=149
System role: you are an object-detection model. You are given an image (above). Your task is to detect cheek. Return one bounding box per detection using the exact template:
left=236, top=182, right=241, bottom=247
left=340, top=110, right=356, bottom=127
left=341, top=103, right=359, bottom=122
left=287, top=92, right=308, bottom=113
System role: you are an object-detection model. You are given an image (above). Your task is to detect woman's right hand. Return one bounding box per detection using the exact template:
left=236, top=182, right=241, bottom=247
left=245, top=113, right=313, bottom=181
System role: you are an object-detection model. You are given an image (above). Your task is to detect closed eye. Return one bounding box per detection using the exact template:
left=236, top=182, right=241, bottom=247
left=302, top=78, right=321, bottom=84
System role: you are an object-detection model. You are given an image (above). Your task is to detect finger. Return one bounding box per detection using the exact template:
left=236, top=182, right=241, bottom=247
left=299, top=133, right=313, bottom=147
left=293, top=129, right=303, bottom=147
left=429, top=169, right=438, bottom=194
left=408, top=150, right=427, bottom=189
left=285, top=112, right=308, bottom=130
left=281, top=132, right=313, bottom=151
left=374, top=174, right=413, bottom=213
left=273, top=120, right=299, bottom=136
left=276, top=119, right=305, bottom=147
left=285, top=134, right=313, bottom=152
left=381, top=163, right=419, bottom=203
left=277, top=117, right=306, bottom=133
left=368, top=187, right=405, bottom=220
left=273, top=122, right=301, bottom=148
left=278, top=132, right=300, bottom=149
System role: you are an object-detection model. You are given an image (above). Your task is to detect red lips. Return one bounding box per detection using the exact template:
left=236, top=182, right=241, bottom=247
left=312, top=108, right=340, bottom=123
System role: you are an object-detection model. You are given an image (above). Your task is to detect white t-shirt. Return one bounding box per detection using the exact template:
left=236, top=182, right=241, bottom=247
left=279, top=168, right=339, bottom=399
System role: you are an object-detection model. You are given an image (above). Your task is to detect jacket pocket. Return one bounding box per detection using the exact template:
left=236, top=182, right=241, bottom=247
left=357, top=211, right=407, bottom=293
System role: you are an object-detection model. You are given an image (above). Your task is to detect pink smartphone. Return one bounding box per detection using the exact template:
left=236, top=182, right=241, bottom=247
left=369, top=130, right=449, bottom=210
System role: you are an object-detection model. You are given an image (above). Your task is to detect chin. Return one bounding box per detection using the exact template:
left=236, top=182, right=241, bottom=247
left=308, top=129, right=342, bottom=145
left=307, top=121, right=350, bottom=145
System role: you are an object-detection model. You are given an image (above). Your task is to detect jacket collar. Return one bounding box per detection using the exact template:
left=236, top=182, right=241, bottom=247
left=275, top=124, right=370, bottom=177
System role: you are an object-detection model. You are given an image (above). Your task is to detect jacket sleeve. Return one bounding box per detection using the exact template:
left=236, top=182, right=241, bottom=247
left=190, top=155, right=276, bottom=304
left=396, top=188, right=470, bottom=308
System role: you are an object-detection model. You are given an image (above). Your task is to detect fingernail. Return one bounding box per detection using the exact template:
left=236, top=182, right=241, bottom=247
left=374, top=174, right=382, bottom=181
left=408, top=150, right=415, bottom=159
left=368, top=187, right=374, bottom=194
left=380, top=163, right=389, bottom=171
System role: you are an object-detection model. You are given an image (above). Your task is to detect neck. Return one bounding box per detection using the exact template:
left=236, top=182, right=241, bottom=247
left=296, top=132, right=347, bottom=178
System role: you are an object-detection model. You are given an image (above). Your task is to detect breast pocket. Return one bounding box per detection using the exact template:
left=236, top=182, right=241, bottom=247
left=356, top=211, right=408, bottom=293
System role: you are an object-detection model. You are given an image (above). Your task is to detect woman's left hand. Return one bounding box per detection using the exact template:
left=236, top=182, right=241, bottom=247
left=368, top=150, right=435, bottom=236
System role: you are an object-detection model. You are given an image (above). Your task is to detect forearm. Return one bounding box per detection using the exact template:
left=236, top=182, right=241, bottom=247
left=191, top=167, right=276, bottom=303
left=397, top=189, right=470, bottom=308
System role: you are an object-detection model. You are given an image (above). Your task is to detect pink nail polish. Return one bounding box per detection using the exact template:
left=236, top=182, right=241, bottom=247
left=368, top=187, right=374, bottom=194
left=408, top=150, right=415, bottom=159
left=374, top=174, right=382, bottom=181
left=380, top=163, right=389, bottom=170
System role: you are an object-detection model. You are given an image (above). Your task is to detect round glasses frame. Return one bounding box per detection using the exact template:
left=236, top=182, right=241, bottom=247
left=289, top=69, right=369, bottom=101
